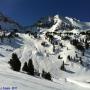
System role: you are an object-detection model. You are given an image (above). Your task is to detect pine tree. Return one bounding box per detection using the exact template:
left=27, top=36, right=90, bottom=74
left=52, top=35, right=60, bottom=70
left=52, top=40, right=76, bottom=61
left=45, top=72, right=52, bottom=80
left=22, top=62, right=29, bottom=72
left=0, top=25, right=1, bottom=29
left=42, top=70, right=46, bottom=78
left=28, top=59, right=34, bottom=76
left=82, top=52, right=84, bottom=56
left=60, top=61, right=66, bottom=71
left=85, top=43, right=89, bottom=49
left=8, top=53, right=21, bottom=71
left=1, top=35, right=4, bottom=43
left=58, top=55, right=62, bottom=59
left=80, top=57, right=83, bottom=65
left=67, top=55, right=71, bottom=61
left=76, top=54, right=78, bottom=58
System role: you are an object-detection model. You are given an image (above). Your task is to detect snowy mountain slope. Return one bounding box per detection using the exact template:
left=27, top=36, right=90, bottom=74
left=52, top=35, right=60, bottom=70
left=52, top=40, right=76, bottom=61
left=0, top=58, right=89, bottom=90
left=0, top=31, right=90, bottom=89
left=0, top=14, right=90, bottom=90
left=0, top=13, right=90, bottom=33
left=25, top=14, right=90, bottom=34
left=65, top=17, right=90, bottom=29
left=0, top=34, right=24, bottom=57
left=0, top=12, right=22, bottom=32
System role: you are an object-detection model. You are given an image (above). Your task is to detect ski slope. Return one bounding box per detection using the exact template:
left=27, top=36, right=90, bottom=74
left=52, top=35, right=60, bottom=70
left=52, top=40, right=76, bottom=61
left=0, top=58, right=90, bottom=90
left=0, top=14, right=90, bottom=90
left=0, top=32, right=90, bottom=90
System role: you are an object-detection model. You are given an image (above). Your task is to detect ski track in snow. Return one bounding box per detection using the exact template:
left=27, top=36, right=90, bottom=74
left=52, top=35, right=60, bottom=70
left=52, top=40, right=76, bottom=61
left=67, top=78, right=90, bottom=89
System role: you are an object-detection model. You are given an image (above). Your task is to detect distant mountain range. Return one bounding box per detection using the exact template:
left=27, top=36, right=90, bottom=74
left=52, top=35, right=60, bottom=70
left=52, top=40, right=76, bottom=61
left=0, top=12, right=90, bottom=33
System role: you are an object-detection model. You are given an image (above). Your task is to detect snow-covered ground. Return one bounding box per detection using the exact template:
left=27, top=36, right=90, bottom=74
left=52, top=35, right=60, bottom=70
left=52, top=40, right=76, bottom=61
left=0, top=32, right=90, bottom=90
left=0, top=14, right=90, bottom=90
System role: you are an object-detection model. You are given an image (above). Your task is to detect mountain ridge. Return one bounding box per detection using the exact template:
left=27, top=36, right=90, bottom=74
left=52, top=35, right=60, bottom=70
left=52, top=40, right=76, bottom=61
left=0, top=12, right=90, bottom=33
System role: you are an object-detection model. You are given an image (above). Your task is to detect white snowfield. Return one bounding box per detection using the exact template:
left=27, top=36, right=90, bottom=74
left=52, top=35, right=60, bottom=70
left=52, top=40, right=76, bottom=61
left=0, top=14, right=90, bottom=90
left=0, top=33, right=90, bottom=90
left=0, top=59, right=89, bottom=90
left=67, top=78, right=90, bottom=89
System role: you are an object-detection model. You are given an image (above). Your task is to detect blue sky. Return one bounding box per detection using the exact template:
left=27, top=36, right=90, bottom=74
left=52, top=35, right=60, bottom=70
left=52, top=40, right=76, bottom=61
left=0, top=0, right=90, bottom=25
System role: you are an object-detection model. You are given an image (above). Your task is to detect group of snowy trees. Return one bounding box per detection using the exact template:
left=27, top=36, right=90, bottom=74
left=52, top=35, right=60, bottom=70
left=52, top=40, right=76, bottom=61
left=42, top=70, right=52, bottom=80
left=70, top=39, right=85, bottom=51
left=8, top=53, right=35, bottom=75
left=80, top=31, right=90, bottom=36
left=23, top=59, right=52, bottom=80
left=8, top=53, right=52, bottom=81
left=67, top=54, right=83, bottom=66
left=70, top=36, right=90, bottom=51
left=85, top=38, right=89, bottom=49
left=22, top=59, right=34, bottom=76
left=0, top=29, right=19, bottom=43
left=45, top=32, right=54, bottom=44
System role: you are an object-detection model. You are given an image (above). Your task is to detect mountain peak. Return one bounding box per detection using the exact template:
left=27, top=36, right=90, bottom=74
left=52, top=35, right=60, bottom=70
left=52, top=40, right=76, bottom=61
left=0, top=11, right=22, bottom=31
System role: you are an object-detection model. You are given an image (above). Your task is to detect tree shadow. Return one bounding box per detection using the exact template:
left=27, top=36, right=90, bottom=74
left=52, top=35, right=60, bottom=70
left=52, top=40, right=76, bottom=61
left=0, top=53, right=5, bottom=57
left=65, top=69, right=75, bottom=74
